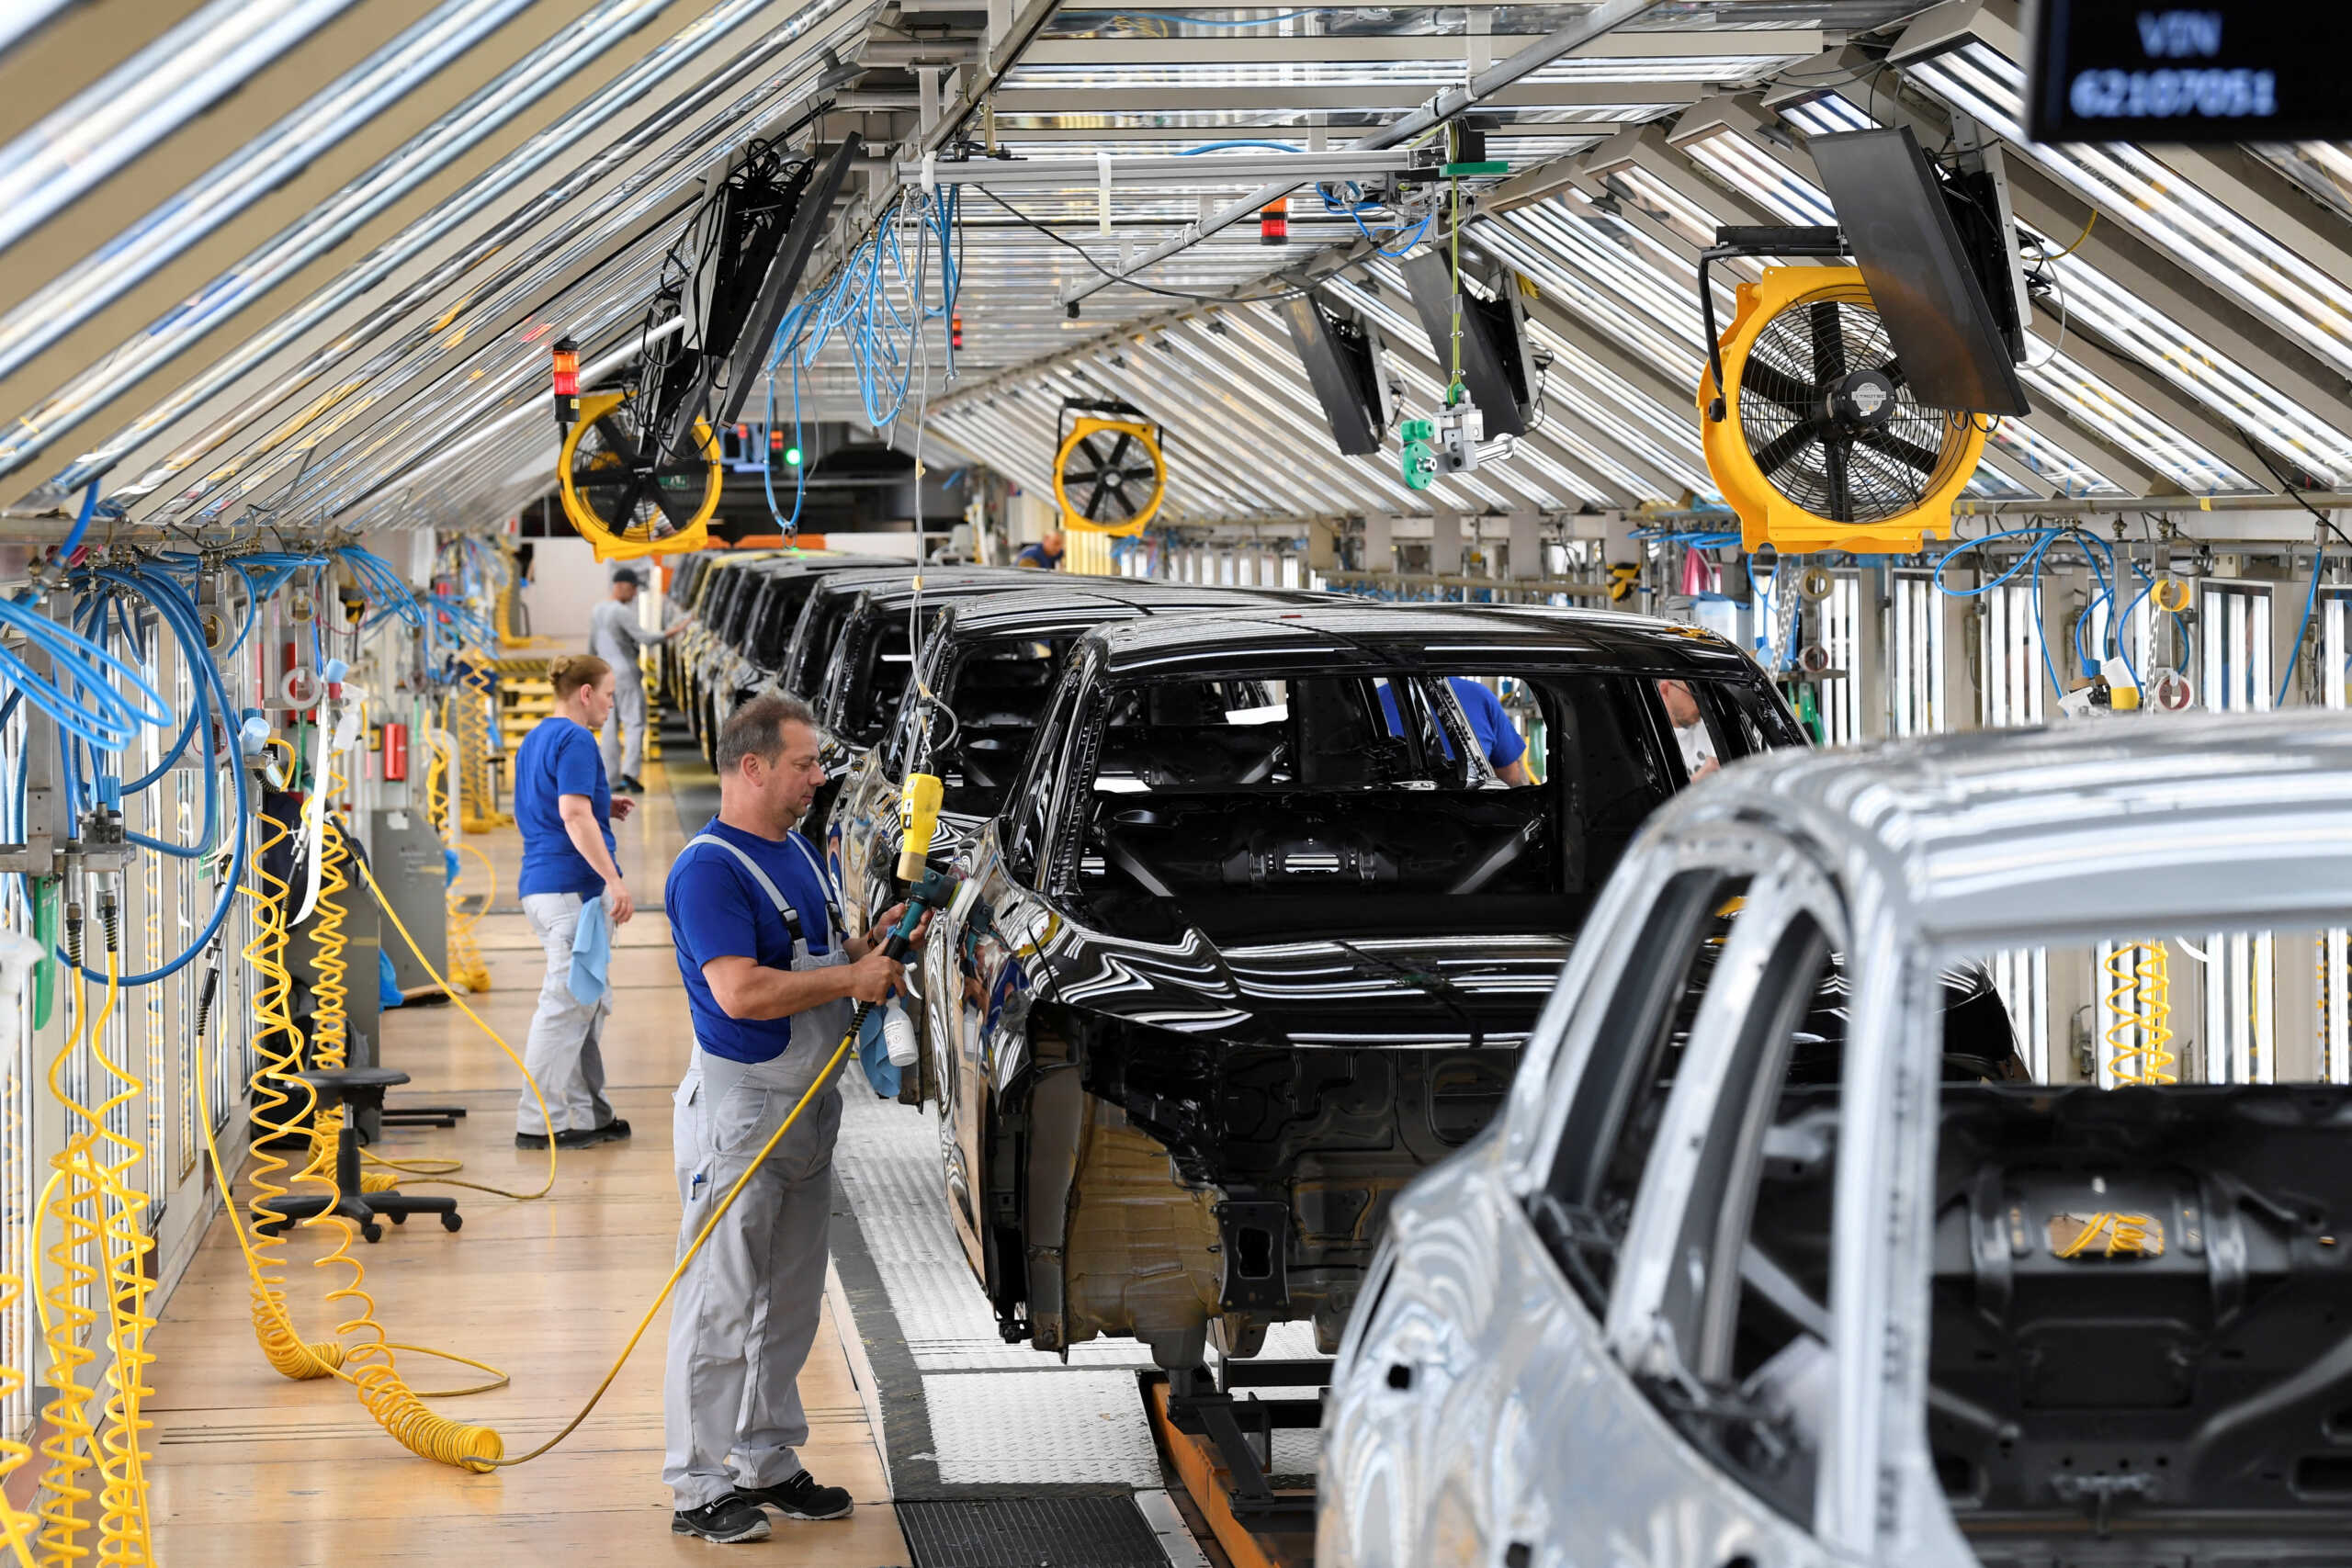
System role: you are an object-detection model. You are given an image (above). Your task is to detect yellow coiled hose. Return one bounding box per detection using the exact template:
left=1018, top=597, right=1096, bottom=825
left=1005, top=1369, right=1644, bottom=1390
left=454, top=655, right=509, bottom=833
left=2102, top=941, right=2177, bottom=1086
left=239, top=806, right=345, bottom=1384
left=426, top=719, right=491, bottom=994
left=191, top=813, right=559, bottom=1472
left=300, top=773, right=398, bottom=1195
left=0, top=1252, right=37, bottom=1568
left=34, top=898, right=160, bottom=1567
left=347, top=850, right=868, bottom=1470
left=36, top=909, right=108, bottom=1564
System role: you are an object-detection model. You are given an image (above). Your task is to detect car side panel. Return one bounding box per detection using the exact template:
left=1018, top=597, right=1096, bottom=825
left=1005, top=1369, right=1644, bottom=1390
left=1322, top=1153, right=1829, bottom=1568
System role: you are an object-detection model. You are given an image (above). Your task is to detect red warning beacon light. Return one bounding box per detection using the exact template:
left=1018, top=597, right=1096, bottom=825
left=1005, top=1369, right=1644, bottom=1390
left=551, top=336, right=580, bottom=429
left=950, top=312, right=964, bottom=351
left=1260, top=197, right=1288, bottom=245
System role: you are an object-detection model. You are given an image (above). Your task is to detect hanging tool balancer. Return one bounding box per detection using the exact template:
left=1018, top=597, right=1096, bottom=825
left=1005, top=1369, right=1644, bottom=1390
left=1400, top=121, right=1508, bottom=493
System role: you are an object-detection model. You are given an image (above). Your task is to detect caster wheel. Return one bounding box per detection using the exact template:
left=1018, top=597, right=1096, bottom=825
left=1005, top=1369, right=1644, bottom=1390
left=440, top=1213, right=462, bottom=1233
left=361, top=1223, right=384, bottom=1243
left=388, top=1211, right=408, bottom=1224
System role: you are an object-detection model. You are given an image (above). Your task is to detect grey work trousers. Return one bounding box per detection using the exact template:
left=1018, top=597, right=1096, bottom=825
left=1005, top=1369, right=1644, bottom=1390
left=601, top=674, right=647, bottom=783
left=661, top=1009, right=850, bottom=1508
left=515, top=891, right=613, bottom=1136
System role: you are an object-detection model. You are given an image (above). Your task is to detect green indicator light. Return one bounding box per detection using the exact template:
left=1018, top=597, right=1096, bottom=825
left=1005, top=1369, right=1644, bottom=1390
left=785, top=446, right=803, bottom=467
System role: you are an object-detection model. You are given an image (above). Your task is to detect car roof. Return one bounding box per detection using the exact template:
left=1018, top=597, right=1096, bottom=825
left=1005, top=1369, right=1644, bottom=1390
left=1671, top=711, right=2352, bottom=950
left=932, top=584, right=1323, bottom=639
left=1082, top=602, right=1758, bottom=678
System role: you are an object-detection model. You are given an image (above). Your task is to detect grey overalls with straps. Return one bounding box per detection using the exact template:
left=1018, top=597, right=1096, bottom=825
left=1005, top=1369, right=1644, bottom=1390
left=662, top=831, right=856, bottom=1509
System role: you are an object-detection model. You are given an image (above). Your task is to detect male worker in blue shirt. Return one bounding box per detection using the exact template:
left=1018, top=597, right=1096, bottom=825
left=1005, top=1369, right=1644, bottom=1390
left=1377, top=676, right=1534, bottom=784
left=1013, top=528, right=1064, bottom=570
left=662, top=693, right=931, bottom=1544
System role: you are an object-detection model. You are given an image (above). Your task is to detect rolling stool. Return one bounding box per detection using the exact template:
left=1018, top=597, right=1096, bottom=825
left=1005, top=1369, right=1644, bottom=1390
left=253, top=1067, right=461, bottom=1243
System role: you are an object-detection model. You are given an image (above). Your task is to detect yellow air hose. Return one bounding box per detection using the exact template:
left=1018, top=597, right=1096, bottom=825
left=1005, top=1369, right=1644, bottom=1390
left=87, top=899, right=159, bottom=1568
left=426, top=718, right=491, bottom=994
left=2102, top=940, right=2177, bottom=1086
left=35, top=909, right=107, bottom=1565
left=0, top=1255, right=36, bottom=1568
left=192, top=817, right=560, bottom=1472
left=34, top=897, right=161, bottom=1567
left=237, top=805, right=346, bottom=1384
left=185, top=774, right=944, bottom=1479
left=455, top=655, right=511, bottom=833
left=0, top=933, right=32, bottom=1568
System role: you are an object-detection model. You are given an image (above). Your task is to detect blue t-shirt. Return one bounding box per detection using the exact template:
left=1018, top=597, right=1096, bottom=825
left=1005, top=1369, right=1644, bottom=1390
left=514, top=718, right=615, bottom=898
left=1014, top=542, right=1062, bottom=568
left=666, top=818, right=840, bottom=1064
left=1377, top=677, right=1528, bottom=768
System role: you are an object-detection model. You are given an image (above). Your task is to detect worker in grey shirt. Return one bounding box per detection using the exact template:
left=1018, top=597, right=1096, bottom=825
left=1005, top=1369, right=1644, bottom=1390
left=587, top=565, right=684, bottom=793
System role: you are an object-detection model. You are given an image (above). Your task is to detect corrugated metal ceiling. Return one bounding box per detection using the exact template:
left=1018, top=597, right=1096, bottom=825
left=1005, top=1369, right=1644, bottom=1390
left=0, top=0, right=2342, bottom=536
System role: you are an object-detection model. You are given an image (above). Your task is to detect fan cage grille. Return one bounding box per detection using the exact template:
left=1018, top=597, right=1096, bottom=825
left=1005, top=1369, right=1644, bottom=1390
left=1730, top=282, right=1973, bottom=526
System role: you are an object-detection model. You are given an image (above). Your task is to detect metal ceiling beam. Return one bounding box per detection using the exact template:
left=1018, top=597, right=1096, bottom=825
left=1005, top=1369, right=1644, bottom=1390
left=896, top=147, right=1432, bottom=186
left=29, top=0, right=854, bottom=516
left=988, top=82, right=1704, bottom=115
left=2154, top=144, right=2352, bottom=299
left=0, top=0, right=737, bottom=502
left=0, top=0, right=220, bottom=146
left=1061, top=0, right=1670, bottom=309
left=1017, top=28, right=1821, bottom=67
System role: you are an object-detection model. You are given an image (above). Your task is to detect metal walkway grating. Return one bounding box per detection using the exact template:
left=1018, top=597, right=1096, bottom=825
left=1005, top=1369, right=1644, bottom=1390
left=896, top=1497, right=1170, bottom=1568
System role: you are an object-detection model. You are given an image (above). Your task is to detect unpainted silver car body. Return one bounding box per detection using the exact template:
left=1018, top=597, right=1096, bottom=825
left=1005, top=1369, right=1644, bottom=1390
left=1319, top=712, right=2352, bottom=1568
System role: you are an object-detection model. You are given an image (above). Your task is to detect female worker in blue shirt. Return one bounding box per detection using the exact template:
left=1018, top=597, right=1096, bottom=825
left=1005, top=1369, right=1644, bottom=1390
left=511, top=653, right=637, bottom=1148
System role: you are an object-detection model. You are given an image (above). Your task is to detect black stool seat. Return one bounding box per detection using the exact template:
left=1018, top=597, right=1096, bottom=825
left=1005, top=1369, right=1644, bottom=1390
left=295, top=1066, right=412, bottom=1097
left=254, top=1067, right=462, bottom=1243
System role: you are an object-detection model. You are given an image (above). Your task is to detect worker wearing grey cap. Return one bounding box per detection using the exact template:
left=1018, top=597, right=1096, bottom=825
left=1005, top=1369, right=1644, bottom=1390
left=587, top=565, right=684, bottom=793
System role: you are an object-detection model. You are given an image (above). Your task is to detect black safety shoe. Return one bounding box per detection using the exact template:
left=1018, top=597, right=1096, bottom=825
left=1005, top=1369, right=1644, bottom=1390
left=616, top=774, right=646, bottom=793
left=673, top=1496, right=772, bottom=1543
left=584, top=1117, right=632, bottom=1144
left=514, top=1124, right=614, bottom=1150
left=734, top=1470, right=854, bottom=1520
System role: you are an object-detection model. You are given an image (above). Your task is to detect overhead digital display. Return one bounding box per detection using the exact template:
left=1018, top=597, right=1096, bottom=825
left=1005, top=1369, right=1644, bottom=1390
left=2025, top=3, right=2351, bottom=143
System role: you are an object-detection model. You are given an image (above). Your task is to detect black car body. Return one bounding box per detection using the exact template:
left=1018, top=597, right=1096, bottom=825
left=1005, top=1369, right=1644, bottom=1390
left=914, top=604, right=1808, bottom=1367
left=680, top=552, right=898, bottom=761
left=785, top=568, right=1081, bottom=834
left=826, top=581, right=1326, bottom=942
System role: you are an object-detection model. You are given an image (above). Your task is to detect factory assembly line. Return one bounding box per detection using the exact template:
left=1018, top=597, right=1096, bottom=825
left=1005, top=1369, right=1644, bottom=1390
left=5, top=2, right=2352, bottom=1565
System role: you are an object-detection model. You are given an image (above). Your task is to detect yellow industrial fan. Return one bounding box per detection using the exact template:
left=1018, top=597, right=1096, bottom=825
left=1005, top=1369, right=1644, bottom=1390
left=557, top=389, right=722, bottom=560
left=1052, top=399, right=1165, bottom=536
left=1700, top=266, right=1984, bottom=555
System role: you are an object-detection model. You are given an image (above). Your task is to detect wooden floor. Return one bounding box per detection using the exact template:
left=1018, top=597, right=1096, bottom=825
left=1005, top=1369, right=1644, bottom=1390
left=144, top=763, right=913, bottom=1565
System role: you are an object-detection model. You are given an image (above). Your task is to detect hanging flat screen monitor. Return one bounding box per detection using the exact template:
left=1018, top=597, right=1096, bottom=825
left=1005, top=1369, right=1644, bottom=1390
left=1399, top=250, right=1535, bottom=438
left=1279, top=291, right=1394, bottom=457
left=2027, top=2, right=2350, bottom=143
left=1810, top=127, right=2031, bottom=417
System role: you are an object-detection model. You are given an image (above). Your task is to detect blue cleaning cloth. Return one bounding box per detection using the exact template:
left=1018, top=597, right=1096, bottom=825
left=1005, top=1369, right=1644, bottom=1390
left=379, top=950, right=403, bottom=1010
left=567, top=896, right=613, bottom=1007
left=854, top=1004, right=901, bottom=1099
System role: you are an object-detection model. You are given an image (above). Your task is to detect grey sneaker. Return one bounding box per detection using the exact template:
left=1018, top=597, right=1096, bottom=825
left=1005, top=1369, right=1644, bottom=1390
left=673, top=1496, right=772, bottom=1542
